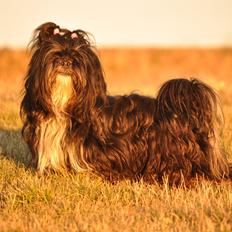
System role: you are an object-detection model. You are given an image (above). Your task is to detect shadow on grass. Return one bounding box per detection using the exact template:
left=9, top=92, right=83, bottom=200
left=0, top=128, right=30, bottom=167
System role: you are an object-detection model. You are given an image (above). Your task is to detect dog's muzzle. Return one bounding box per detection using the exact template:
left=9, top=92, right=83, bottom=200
left=54, top=57, right=73, bottom=75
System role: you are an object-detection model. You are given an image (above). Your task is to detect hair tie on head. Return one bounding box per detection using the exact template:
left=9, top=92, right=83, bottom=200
left=71, top=33, right=78, bottom=39
left=53, top=28, right=60, bottom=35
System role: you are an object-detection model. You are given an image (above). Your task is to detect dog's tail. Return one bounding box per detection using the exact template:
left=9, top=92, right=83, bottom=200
left=155, top=78, right=229, bottom=180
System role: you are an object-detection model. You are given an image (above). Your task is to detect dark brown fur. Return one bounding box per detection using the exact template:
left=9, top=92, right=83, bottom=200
left=20, top=22, right=230, bottom=186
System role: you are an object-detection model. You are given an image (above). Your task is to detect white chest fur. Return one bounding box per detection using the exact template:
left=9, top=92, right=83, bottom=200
left=37, top=74, right=74, bottom=173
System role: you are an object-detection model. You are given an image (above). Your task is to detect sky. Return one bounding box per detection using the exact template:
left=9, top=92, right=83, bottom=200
left=1, top=0, right=232, bottom=47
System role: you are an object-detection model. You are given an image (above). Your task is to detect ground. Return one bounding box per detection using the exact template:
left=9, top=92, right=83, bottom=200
left=0, top=48, right=232, bottom=231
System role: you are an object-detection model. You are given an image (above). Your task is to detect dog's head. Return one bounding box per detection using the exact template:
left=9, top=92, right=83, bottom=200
left=24, top=22, right=107, bottom=118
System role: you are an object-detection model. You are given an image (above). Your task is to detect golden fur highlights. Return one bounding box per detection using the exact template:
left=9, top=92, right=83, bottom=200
left=37, top=74, right=73, bottom=173
left=52, top=74, right=74, bottom=109
left=37, top=73, right=91, bottom=174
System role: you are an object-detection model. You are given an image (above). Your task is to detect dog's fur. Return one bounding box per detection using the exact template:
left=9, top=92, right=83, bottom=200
left=20, top=22, right=230, bottom=185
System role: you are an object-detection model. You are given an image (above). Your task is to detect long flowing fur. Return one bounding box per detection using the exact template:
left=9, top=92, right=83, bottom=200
left=143, top=79, right=229, bottom=185
left=21, top=22, right=230, bottom=185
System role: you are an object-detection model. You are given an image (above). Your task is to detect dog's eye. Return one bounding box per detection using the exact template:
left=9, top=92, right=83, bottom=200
left=54, top=59, right=60, bottom=65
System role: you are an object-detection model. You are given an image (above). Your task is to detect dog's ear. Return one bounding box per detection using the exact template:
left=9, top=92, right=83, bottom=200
left=35, top=22, right=60, bottom=43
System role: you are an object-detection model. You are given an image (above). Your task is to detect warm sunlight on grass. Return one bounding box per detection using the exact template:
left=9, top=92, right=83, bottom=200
left=0, top=48, right=232, bottom=231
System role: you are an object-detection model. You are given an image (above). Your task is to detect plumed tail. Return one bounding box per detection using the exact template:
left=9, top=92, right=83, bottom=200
left=156, top=78, right=229, bottom=180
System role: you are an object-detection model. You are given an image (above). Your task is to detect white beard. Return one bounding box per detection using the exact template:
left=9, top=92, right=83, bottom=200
left=37, top=74, right=76, bottom=173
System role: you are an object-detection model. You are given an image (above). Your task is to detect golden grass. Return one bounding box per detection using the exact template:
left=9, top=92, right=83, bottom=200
left=0, top=48, right=232, bottom=231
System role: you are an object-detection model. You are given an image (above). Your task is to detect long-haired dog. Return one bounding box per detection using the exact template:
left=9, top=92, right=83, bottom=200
left=20, top=22, right=230, bottom=186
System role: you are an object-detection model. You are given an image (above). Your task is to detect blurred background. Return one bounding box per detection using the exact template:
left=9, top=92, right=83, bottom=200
left=0, top=0, right=232, bottom=99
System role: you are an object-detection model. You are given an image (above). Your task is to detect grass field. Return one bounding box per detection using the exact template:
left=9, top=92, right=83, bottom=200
left=0, top=48, right=232, bottom=231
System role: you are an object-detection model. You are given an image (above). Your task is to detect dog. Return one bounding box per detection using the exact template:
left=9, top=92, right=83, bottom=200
left=20, top=22, right=230, bottom=186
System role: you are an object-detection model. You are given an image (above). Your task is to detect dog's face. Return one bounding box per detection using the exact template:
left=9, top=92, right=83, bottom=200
left=31, top=23, right=93, bottom=94
left=25, top=22, right=107, bottom=117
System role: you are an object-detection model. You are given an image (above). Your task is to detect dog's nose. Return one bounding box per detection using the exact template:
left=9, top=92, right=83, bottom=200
left=62, top=60, right=72, bottom=67
left=56, top=58, right=73, bottom=67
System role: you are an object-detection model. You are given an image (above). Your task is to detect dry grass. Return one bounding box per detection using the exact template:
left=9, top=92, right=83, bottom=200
left=0, top=47, right=232, bottom=232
